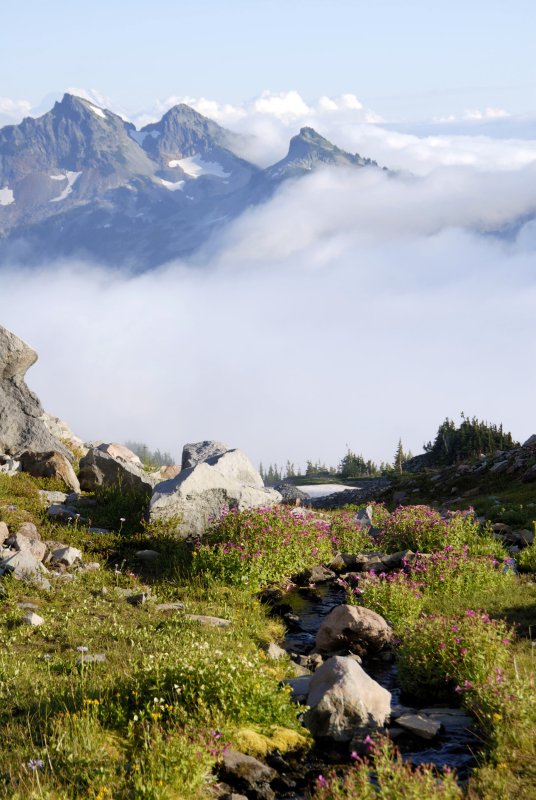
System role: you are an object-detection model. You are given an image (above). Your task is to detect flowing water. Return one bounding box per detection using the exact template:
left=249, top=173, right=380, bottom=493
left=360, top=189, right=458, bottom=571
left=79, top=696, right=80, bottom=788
left=271, top=583, right=479, bottom=799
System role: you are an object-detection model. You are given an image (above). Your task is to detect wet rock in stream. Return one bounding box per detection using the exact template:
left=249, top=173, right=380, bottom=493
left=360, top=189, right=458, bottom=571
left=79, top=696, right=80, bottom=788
left=266, top=580, right=479, bottom=797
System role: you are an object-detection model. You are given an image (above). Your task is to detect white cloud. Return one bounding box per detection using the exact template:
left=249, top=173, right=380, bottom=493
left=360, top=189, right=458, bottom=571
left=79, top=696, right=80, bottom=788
left=0, top=96, right=32, bottom=126
left=2, top=89, right=536, bottom=467
left=129, top=91, right=532, bottom=174
left=435, top=107, right=511, bottom=123
left=1, top=156, right=536, bottom=469
left=65, top=87, right=114, bottom=110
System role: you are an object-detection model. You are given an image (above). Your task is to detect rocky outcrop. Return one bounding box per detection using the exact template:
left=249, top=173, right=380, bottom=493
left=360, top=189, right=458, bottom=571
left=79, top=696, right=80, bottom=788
left=310, top=478, right=392, bottom=509
left=19, top=451, right=80, bottom=492
left=274, top=483, right=309, bottom=503
left=78, top=447, right=155, bottom=493
left=96, top=442, right=142, bottom=465
left=0, top=326, right=69, bottom=457
left=42, top=412, right=87, bottom=455
left=181, top=440, right=228, bottom=470
left=315, top=604, right=393, bottom=657
left=303, top=656, right=391, bottom=741
left=150, top=443, right=281, bottom=537
left=220, top=750, right=277, bottom=800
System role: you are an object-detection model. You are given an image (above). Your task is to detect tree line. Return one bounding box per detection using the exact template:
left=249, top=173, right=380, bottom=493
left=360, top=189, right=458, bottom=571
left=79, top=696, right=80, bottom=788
left=260, top=414, right=518, bottom=483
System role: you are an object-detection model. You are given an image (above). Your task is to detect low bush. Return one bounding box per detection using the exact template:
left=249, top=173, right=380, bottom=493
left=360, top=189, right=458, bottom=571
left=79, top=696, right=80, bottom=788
left=192, top=506, right=372, bottom=590
left=396, top=610, right=512, bottom=702
left=344, top=571, right=424, bottom=630
left=312, top=737, right=462, bottom=799
left=403, top=545, right=511, bottom=602
left=517, top=536, right=536, bottom=572
left=379, top=505, right=480, bottom=553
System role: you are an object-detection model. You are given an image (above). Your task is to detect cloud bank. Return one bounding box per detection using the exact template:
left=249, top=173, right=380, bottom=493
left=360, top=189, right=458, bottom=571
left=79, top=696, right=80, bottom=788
left=1, top=96, right=536, bottom=468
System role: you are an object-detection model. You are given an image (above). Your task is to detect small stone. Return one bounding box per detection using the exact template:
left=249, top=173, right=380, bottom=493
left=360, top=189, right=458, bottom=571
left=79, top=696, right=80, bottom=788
left=220, top=749, right=277, bottom=800
left=292, top=564, right=336, bottom=585
left=283, top=612, right=301, bottom=629
left=396, top=713, right=441, bottom=739
left=263, top=642, right=287, bottom=660
left=50, top=546, right=82, bottom=566
left=155, top=602, right=185, bottom=612
left=127, top=592, right=150, bottom=606
left=0, top=550, right=50, bottom=587
left=22, top=611, right=44, bottom=626
left=135, top=549, right=161, bottom=562
left=7, top=532, right=47, bottom=562
left=290, top=662, right=311, bottom=677
left=46, top=504, right=78, bottom=520
left=186, top=614, right=231, bottom=627
left=83, top=562, right=101, bottom=571
left=38, top=490, right=68, bottom=505
left=16, top=522, right=39, bottom=539
left=0, top=521, right=9, bottom=546
left=418, top=708, right=473, bottom=732
left=17, top=602, right=39, bottom=610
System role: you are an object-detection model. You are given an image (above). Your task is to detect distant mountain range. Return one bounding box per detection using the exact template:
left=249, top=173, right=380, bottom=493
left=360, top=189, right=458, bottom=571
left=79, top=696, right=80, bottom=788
left=0, top=94, right=380, bottom=270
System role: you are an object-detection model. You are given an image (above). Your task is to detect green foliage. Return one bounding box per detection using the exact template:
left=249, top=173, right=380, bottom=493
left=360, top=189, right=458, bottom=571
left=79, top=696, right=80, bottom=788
left=0, top=527, right=301, bottom=799
left=379, top=505, right=481, bottom=553
left=312, top=737, right=462, bottom=799
left=396, top=611, right=511, bottom=702
left=339, top=448, right=381, bottom=479
left=423, top=414, right=518, bottom=466
left=347, top=572, right=424, bottom=629
left=191, top=506, right=373, bottom=590
left=124, top=441, right=175, bottom=469
left=517, top=537, right=536, bottom=572
left=91, top=483, right=150, bottom=535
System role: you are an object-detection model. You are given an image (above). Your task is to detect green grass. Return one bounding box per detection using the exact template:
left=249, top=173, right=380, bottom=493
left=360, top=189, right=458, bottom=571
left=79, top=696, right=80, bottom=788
left=0, top=481, right=306, bottom=799
left=1, top=474, right=535, bottom=799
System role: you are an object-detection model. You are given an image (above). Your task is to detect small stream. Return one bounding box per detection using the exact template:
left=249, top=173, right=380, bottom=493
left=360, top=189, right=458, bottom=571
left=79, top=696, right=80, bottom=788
left=270, top=582, right=479, bottom=799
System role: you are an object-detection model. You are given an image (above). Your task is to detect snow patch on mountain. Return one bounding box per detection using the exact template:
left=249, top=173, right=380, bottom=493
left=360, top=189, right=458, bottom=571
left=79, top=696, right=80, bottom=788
left=0, top=187, right=14, bottom=206
left=160, top=178, right=185, bottom=191
left=89, top=105, right=106, bottom=119
left=170, top=155, right=230, bottom=179
left=50, top=172, right=82, bottom=202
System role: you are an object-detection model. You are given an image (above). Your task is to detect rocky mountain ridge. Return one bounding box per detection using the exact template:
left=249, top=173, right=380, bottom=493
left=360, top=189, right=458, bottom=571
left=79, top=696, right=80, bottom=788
left=0, top=94, right=379, bottom=270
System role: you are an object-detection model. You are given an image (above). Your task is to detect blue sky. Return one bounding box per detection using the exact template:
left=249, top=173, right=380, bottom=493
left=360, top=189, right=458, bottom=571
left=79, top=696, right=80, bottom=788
left=3, top=0, right=536, bottom=121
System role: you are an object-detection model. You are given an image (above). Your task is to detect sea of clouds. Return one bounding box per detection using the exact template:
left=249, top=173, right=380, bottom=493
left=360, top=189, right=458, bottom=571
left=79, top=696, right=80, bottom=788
left=1, top=91, right=535, bottom=468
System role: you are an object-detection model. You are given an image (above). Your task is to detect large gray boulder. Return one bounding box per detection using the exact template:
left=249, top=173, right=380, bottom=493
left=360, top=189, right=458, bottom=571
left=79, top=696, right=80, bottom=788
left=78, top=447, right=155, bottom=493
left=150, top=447, right=281, bottom=537
left=303, top=656, right=391, bottom=741
left=315, top=604, right=393, bottom=656
left=181, top=440, right=229, bottom=470
left=0, top=326, right=69, bottom=457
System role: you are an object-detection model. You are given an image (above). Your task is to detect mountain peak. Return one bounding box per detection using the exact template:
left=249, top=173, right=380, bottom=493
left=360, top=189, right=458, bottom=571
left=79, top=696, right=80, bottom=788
left=267, top=127, right=378, bottom=181
left=52, top=93, right=111, bottom=124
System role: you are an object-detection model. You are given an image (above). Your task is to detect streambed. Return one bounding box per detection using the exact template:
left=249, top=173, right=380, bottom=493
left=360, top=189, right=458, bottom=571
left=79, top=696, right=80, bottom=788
left=270, top=582, right=479, bottom=799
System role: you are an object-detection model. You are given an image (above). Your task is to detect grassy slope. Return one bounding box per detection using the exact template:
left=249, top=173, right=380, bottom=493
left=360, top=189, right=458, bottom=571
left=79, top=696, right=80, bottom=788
left=0, top=475, right=306, bottom=800
left=0, top=466, right=535, bottom=799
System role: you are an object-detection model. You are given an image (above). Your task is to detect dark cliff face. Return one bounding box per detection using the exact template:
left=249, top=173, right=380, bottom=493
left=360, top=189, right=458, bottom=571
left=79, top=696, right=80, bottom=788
left=0, top=96, right=380, bottom=270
